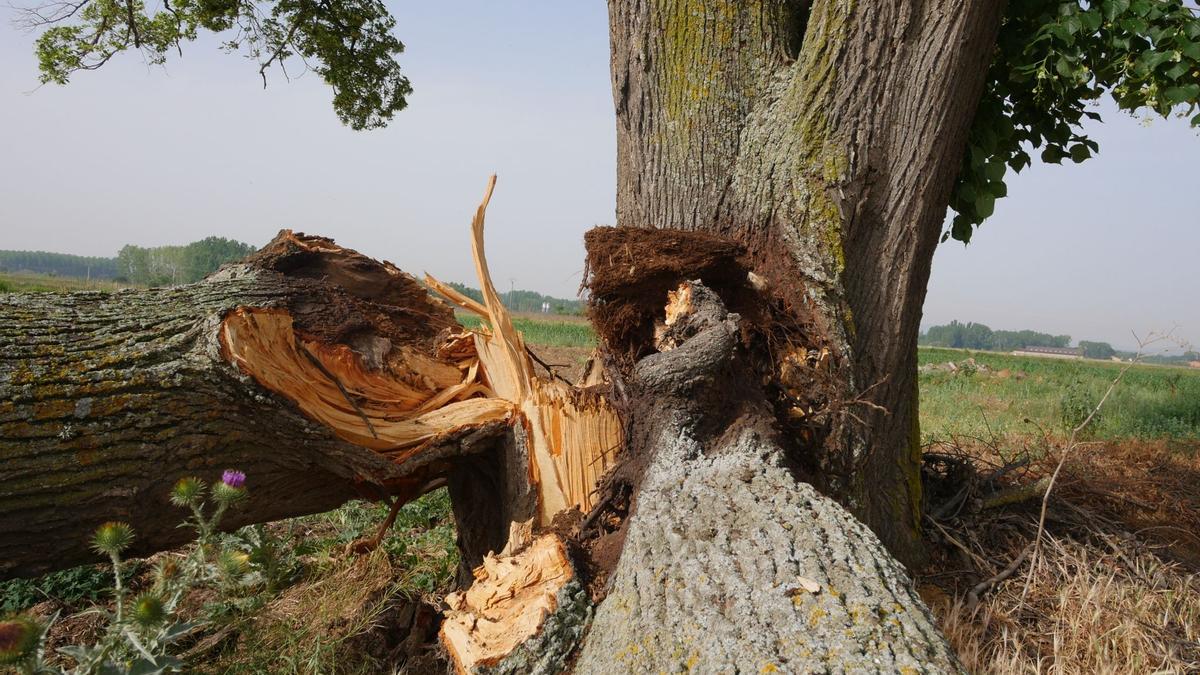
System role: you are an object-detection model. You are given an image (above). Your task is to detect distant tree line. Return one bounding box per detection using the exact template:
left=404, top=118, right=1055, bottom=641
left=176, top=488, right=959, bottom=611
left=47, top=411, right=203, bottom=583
left=116, top=237, right=256, bottom=286
left=920, top=320, right=1071, bottom=351
left=922, top=321, right=1200, bottom=366
left=443, top=281, right=583, bottom=316
left=1, top=237, right=257, bottom=287
left=0, top=250, right=119, bottom=279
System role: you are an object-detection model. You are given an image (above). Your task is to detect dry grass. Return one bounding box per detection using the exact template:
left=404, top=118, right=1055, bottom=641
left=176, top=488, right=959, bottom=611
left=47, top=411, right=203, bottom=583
left=922, top=440, right=1200, bottom=674
left=935, top=536, right=1199, bottom=674
left=201, top=549, right=444, bottom=674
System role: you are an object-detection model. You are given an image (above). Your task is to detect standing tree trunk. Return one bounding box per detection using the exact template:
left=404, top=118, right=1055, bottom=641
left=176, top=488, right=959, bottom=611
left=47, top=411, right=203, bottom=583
left=607, top=0, right=1005, bottom=564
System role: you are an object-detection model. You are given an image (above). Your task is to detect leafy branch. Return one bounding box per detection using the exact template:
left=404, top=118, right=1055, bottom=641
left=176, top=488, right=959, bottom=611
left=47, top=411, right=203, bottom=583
left=14, top=0, right=410, bottom=129
left=949, top=0, right=1200, bottom=242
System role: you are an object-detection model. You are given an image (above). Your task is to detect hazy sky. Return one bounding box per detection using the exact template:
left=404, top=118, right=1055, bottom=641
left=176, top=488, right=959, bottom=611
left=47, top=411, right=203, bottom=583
left=1, top=2, right=1196, bottom=351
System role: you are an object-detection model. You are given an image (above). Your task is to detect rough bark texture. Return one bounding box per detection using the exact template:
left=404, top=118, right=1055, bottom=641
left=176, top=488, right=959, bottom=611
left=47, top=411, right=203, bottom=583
left=577, top=282, right=957, bottom=672
left=0, top=238, right=503, bottom=579
left=608, top=0, right=1005, bottom=563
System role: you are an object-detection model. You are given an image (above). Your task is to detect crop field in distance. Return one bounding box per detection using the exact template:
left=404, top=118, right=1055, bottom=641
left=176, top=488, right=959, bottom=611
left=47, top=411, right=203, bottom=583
left=459, top=314, right=1200, bottom=444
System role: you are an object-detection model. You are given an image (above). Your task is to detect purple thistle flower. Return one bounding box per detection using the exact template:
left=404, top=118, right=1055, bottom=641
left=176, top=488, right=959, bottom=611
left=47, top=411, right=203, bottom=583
left=221, top=469, right=246, bottom=489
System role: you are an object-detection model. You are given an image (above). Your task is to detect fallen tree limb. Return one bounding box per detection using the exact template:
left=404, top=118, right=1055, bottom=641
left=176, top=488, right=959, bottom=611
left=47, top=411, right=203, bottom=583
left=0, top=231, right=515, bottom=578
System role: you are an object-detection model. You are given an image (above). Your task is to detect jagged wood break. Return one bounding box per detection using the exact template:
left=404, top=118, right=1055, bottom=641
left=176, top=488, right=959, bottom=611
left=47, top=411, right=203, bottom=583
left=0, top=203, right=620, bottom=585
left=2, top=177, right=958, bottom=673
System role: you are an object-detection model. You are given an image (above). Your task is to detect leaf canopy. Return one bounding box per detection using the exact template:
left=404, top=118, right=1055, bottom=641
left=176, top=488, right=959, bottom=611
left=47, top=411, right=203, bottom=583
left=948, top=0, right=1200, bottom=243
left=25, top=0, right=410, bottom=130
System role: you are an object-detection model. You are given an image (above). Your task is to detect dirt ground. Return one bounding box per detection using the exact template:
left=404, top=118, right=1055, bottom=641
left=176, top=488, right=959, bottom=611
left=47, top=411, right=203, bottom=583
left=525, top=344, right=594, bottom=384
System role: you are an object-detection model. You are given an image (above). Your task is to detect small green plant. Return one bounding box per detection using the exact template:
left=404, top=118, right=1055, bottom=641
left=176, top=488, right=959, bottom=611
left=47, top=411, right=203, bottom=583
left=0, top=563, right=142, bottom=614
left=1059, top=380, right=1102, bottom=436
left=2, top=469, right=252, bottom=674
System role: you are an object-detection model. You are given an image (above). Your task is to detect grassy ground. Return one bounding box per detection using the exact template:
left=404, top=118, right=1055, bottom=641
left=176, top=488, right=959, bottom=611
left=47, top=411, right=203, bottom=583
left=8, top=493, right=459, bottom=673
left=919, top=346, right=1200, bottom=441
left=5, top=310, right=1199, bottom=672
left=0, top=271, right=135, bottom=293
left=455, top=312, right=596, bottom=349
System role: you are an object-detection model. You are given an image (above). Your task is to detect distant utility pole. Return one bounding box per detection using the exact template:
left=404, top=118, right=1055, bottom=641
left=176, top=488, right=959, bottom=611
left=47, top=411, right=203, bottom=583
left=508, top=278, right=516, bottom=310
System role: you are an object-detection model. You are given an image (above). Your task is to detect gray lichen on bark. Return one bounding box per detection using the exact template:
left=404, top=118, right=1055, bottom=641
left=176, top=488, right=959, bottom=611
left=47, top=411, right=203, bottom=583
left=576, top=281, right=959, bottom=673
left=576, top=422, right=959, bottom=673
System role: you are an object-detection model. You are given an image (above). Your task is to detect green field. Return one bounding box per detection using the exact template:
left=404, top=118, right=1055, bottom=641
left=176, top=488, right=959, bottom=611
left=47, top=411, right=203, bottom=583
left=456, top=313, right=596, bottom=348
left=918, top=347, right=1200, bottom=442
left=460, top=314, right=1200, bottom=442
left=458, top=313, right=1200, bottom=442
left=0, top=271, right=133, bottom=293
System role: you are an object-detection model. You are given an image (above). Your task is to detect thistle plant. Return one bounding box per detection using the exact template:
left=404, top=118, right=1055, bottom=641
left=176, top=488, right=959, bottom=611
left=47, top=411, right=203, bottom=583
left=3, top=469, right=253, bottom=674
left=169, top=470, right=247, bottom=556
left=0, top=615, right=49, bottom=673
left=89, top=522, right=134, bottom=625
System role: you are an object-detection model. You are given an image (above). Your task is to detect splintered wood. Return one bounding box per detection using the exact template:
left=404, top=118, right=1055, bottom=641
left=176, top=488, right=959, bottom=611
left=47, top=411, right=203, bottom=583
left=428, top=175, right=622, bottom=525
left=218, top=178, right=619, bottom=673
left=440, top=535, right=575, bottom=674
left=218, top=175, right=620, bottom=519
left=220, top=308, right=509, bottom=456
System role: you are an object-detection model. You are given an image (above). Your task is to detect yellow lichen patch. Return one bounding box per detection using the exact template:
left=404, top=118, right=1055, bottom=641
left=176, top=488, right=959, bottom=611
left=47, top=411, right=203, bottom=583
left=440, top=535, right=575, bottom=674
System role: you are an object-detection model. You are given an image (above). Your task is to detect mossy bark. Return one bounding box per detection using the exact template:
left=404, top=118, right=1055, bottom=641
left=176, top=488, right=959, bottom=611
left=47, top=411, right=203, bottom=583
left=608, top=0, right=1005, bottom=564
left=0, top=259, right=501, bottom=580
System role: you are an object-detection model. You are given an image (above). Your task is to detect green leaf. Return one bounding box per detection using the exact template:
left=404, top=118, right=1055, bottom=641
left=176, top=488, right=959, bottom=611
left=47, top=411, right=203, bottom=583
left=984, top=160, right=1006, bottom=182
left=1009, top=151, right=1032, bottom=173
left=988, top=180, right=1008, bottom=198
left=1102, top=0, right=1130, bottom=22
left=959, top=182, right=978, bottom=204
left=1054, top=25, right=1076, bottom=45
left=975, top=193, right=996, bottom=219
left=1138, top=50, right=1174, bottom=72
left=1164, top=62, right=1190, bottom=80
left=1069, top=143, right=1092, bottom=163
left=1191, top=112, right=1200, bottom=126
left=1121, top=17, right=1149, bottom=35
left=1080, top=10, right=1103, bottom=33
left=1056, top=56, right=1075, bottom=78
left=1042, top=145, right=1065, bottom=164
left=1163, top=83, right=1200, bottom=104
left=951, top=214, right=974, bottom=243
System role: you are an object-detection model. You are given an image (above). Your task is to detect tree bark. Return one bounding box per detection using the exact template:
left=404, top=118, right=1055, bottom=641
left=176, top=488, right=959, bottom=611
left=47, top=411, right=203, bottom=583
left=577, top=281, right=957, bottom=672
left=607, top=0, right=1005, bottom=564
left=0, top=233, right=507, bottom=579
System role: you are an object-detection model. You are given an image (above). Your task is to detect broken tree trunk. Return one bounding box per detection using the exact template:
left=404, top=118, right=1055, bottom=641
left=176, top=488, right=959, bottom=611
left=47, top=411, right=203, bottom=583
left=428, top=184, right=957, bottom=672
left=608, top=0, right=1005, bottom=566
left=575, top=281, right=957, bottom=672
left=0, top=231, right=517, bottom=578
left=3, top=180, right=958, bottom=671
